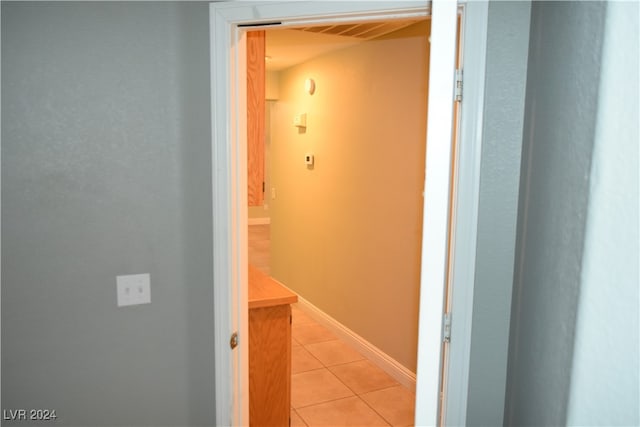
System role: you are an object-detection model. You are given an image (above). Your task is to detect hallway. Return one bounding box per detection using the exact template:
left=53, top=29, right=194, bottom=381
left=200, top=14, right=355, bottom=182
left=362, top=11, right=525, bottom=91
left=249, top=224, right=416, bottom=426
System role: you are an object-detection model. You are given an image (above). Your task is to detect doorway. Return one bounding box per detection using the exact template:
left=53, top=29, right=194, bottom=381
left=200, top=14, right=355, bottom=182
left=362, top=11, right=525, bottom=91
left=250, top=19, right=430, bottom=425
left=268, top=20, right=428, bottom=371
left=210, top=2, right=488, bottom=426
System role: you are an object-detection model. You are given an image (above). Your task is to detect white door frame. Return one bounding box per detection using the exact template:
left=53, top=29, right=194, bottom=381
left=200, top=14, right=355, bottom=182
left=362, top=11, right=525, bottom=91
left=209, top=1, right=488, bottom=426
left=440, top=4, right=489, bottom=425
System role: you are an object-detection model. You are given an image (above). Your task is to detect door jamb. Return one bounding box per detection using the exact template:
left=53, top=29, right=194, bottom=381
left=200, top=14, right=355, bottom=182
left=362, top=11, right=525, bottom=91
left=439, top=2, right=489, bottom=426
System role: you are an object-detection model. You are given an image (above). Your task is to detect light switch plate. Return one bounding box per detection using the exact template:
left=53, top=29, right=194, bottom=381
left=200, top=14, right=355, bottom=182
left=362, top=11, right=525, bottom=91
left=117, top=273, right=151, bottom=307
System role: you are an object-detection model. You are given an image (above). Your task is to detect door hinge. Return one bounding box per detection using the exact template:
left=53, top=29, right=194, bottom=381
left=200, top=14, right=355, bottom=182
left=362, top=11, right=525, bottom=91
left=454, top=68, right=463, bottom=102
left=443, top=313, right=452, bottom=343
left=262, top=181, right=265, bottom=193
left=230, top=332, right=239, bottom=350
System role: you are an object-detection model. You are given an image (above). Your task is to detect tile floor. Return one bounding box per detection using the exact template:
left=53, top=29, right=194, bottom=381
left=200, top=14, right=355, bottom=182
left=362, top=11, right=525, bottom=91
left=290, top=304, right=416, bottom=426
left=249, top=224, right=416, bottom=426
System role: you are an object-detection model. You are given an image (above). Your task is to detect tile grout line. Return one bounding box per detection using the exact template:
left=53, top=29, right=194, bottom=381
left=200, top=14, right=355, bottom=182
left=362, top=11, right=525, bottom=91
left=290, top=407, right=309, bottom=427
left=294, top=397, right=372, bottom=427
left=291, top=366, right=326, bottom=376
left=357, top=394, right=395, bottom=427
left=293, top=393, right=358, bottom=411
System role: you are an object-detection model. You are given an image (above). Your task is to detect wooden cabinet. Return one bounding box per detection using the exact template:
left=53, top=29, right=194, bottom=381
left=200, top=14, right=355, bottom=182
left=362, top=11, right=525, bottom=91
left=246, top=31, right=265, bottom=207
left=248, top=265, right=297, bottom=426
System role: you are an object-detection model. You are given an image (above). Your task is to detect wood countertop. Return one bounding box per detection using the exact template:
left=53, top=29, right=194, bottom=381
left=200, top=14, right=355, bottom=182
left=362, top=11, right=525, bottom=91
left=248, top=265, right=298, bottom=309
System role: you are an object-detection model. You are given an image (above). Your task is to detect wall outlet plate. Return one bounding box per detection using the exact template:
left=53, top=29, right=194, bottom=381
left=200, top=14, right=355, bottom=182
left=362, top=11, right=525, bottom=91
left=117, top=273, right=151, bottom=307
left=305, top=153, right=314, bottom=165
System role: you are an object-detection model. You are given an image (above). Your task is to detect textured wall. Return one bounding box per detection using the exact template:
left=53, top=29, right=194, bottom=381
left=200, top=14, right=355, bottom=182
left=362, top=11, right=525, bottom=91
left=505, top=2, right=607, bottom=425
left=464, top=2, right=531, bottom=425
left=566, top=2, right=640, bottom=425
left=1, top=3, right=214, bottom=426
left=270, top=22, right=429, bottom=372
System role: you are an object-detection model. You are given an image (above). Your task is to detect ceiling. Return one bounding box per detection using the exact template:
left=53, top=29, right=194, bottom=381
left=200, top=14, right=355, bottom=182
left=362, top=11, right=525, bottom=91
left=265, top=20, right=423, bottom=71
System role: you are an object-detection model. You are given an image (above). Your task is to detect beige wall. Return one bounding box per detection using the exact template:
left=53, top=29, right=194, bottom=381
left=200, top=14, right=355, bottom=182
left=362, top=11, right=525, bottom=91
left=266, top=70, right=280, bottom=101
left=270, top=21, right=429, bottom=371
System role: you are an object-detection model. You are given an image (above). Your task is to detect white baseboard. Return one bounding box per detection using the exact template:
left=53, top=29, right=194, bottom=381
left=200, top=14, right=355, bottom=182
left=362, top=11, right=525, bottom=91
left=294, top=294, right=417, bottom=393
left=247, top=217, right=270, bottom=225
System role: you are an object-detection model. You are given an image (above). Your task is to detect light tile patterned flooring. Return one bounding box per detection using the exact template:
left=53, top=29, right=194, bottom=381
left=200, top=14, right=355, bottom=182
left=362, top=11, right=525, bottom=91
left=249, top=224, right=416, bottom=426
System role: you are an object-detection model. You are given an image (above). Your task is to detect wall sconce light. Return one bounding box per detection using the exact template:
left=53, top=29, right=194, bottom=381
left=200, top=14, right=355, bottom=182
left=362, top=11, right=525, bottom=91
left=305, top=78, right=316, bottom=95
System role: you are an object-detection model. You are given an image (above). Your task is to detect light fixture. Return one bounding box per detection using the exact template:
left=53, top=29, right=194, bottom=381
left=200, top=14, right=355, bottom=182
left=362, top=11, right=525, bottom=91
left=305, top=78, right=316, bottom=95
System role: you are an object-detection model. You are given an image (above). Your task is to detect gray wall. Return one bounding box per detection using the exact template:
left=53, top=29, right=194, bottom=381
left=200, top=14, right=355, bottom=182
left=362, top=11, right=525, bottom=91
left=1, top=2, right=214, bottom=426
left=566, top=2, right=639, bottom=424
left=464, top=2, right=531, bottom=426
left=505, top=2, right=607, bottom=425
